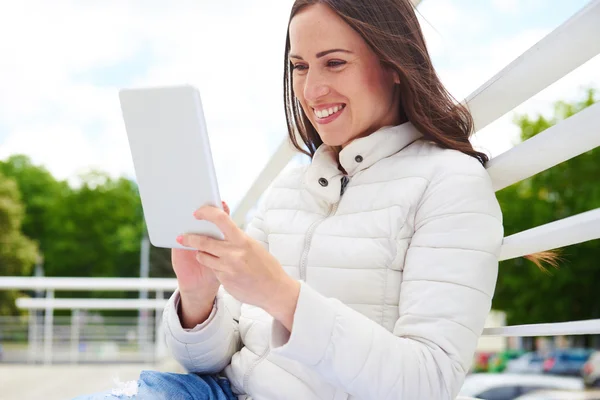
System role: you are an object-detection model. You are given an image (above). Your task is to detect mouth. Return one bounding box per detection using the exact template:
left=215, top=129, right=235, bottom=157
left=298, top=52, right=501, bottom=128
left=312, top=104, right=346, bottom=124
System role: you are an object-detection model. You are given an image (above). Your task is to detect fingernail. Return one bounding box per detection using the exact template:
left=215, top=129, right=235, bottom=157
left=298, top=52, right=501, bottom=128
left=176, top=235, right=183, bottom=243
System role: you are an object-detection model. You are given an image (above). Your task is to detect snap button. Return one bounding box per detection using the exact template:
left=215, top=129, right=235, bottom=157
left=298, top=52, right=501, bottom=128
left=318, top=178, right=329, bottom=187
left=355, top=155, right=363, bottom=163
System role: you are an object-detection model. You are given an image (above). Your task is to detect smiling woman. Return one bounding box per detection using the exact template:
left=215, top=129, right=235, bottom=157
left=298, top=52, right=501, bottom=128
left=74, top=1, right=505, bottom=399
left=284, top=0, right=488, bottom=165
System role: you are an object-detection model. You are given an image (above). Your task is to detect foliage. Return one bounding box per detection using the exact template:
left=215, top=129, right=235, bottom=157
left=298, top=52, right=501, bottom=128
left=0, top=170, right=39, bottom=315
left=494, top=88, right=600, bottom=325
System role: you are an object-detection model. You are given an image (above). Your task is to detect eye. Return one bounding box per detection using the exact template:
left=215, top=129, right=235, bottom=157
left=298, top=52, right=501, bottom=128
left=292, top=63, right=308, bottom=71
left=327, top=60, right=346, bottom=68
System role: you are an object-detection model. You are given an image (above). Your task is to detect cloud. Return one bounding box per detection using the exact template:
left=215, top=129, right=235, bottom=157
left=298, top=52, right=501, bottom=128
left=435, top=27, right=551, bottom=102
left=417, top=0, right=489, bottom=59
left=491, top=0, right=520, bottom=14
left=0, top=0, right=597, bottom=205
left=0, top=0, right=294, bottom=202
left=0, top=123, right=96, bottom=183
left=491, top=0, right=545, bottom=14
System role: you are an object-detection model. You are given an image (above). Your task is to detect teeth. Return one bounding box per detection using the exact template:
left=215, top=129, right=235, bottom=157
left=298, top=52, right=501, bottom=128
left=314, top=105, right=343, bottom=119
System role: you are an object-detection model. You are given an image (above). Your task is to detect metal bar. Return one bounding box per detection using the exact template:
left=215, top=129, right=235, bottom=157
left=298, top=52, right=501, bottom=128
left=16, top=298, right=169, bottom=310
left=70, top=310, right=80, bottom=364
left=499, top=208, right=600, bottom=261
left=0, top=277, right=177, bottom=291
left=43, top=289, right=54, bottom=365
left=487, top=102, right=600, bottom=191
left=138, top=236, right=151, bottom=364
left=154, top=290, right=166, bottom=363
left=27, top=310, right=37, bottom=364
left=483, top=319, right=600, bottom=337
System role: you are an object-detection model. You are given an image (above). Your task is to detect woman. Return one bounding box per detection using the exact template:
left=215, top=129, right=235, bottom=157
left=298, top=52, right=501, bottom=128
left=76, top=0, right=504, bottom=399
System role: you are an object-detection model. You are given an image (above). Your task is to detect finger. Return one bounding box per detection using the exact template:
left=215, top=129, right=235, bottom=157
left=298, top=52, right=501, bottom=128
left=194, top=205, right=243, bottom=242
left=222, top=201, right=230, bottom=216
left=177, top=234, right=229, bottom=257
left=195, top=250, right=223, bottom=271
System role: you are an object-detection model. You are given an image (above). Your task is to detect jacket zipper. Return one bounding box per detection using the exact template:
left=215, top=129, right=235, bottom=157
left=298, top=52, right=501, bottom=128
left=299, top=202, right=339, bottom=281
left=241, top=176, right=348, bottom=394
left=301, top=175, right=348, bottom=281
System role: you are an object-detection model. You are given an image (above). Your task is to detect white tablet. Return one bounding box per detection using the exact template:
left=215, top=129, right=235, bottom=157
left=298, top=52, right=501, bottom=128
left=119, top=84, right=224, bottom=249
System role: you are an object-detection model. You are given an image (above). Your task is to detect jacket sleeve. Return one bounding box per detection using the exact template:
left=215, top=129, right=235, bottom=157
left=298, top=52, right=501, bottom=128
left=270, top=164, right=504, bottom=399
left=162, top=203, right=269, bottom=374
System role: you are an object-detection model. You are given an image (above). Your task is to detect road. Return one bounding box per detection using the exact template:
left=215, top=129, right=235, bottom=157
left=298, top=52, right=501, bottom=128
left=0, top=358, right=184, bottom=400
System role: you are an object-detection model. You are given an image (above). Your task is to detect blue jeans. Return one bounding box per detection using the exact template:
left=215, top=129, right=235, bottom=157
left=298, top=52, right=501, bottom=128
left=71, top=370, right=238, bottom=400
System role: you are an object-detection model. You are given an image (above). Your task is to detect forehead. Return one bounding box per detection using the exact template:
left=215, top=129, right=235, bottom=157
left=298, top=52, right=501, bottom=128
left=288, top=4, right=363, bottom=55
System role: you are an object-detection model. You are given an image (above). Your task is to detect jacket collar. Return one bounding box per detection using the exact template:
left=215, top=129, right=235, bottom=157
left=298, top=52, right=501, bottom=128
left=304, top=122, right=422, bottom=204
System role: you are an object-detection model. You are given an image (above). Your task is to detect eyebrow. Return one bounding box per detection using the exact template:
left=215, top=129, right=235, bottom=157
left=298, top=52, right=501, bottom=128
left=289, top=48, right=353, bottom=60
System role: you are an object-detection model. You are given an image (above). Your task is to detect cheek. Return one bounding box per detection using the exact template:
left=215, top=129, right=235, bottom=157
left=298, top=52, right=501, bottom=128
left=292, top=78, right=304, bottom=102
left=292, top=79, right=309, bottom=112
left=351, top=69, right=393, bottom=116
left=343, top=70, right=379, bottom=116
left=363, top=68, right=389, bottom=99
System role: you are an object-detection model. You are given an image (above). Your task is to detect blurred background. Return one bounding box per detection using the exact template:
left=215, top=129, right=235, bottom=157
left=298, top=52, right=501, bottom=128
left=0, top=0, right=599, bottom=399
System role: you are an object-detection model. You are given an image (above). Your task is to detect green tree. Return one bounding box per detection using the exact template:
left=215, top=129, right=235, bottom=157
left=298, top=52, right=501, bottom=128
left=0, top=171, right=39, bottom=315
left=494, top=88, right=600, bottom=325
left=0, top=157, right=146, bottom=281
left=0, top=155, right=68, bottom=259
left=42, top=170, right=145, bottom=280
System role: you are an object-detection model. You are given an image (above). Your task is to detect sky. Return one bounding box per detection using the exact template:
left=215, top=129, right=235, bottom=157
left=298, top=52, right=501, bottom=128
left=0, top=0, right=597, bottom=211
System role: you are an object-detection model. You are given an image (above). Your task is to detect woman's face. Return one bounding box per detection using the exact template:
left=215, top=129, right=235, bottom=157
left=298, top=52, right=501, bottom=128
left=289, top=4, right=402, bottom=148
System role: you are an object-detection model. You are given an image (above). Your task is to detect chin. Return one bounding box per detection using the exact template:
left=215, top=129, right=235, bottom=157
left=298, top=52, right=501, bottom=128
left=319, top=135, right=345, bottom=148
left=316, top=129, right=350, bottom=147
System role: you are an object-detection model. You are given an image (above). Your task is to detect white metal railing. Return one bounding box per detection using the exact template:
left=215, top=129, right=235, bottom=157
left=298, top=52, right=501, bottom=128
left=0, top=278, right=176, bottom=365
left=476, top=0, right=600, bottom=337
left=0, top=315, right=157, bottom=364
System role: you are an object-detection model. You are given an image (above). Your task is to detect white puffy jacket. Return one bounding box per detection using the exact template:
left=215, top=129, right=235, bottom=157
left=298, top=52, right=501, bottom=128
left=162, top=122, right=504, bottom=400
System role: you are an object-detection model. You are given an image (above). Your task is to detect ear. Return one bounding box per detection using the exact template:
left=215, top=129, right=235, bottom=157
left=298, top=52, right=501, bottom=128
left=382, top=62, right=401, bottom=85
left=386, top=66, right=400, bottom=85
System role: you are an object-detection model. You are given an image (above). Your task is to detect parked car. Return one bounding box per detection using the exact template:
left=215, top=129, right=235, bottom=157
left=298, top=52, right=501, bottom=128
left=472, top=352, right=495, bottom=373
left=488, top=350, right=526, bottom=373
left=582, top=351, right=600, bottom=387
left=505, top=352, right=545, bottom=374
left=515, top=389, right=600, bottom=400
left=459, top=373, right=584, bottom=400
left=543, top=349, right=594, bottom=376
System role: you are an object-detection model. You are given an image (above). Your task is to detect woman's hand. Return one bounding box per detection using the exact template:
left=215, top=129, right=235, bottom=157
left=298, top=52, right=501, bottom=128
left=177, top=204, right=301, bottom=330
left=172, top=202, right=230, bottom=328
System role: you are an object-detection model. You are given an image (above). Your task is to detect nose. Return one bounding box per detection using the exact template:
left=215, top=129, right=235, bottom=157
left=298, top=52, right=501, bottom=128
left=303, top=69, right=330, bottom=102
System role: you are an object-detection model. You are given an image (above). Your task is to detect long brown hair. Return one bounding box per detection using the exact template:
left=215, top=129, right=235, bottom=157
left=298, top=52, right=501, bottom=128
left=283, top=0, right=561, bottom=269
left=284, top=0, right=488, bottom=165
